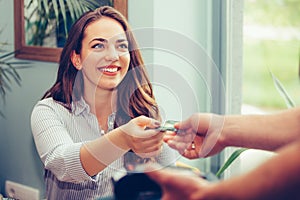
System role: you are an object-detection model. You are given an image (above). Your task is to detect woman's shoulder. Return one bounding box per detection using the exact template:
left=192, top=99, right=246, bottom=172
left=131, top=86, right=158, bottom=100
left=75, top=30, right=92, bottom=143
left=33, top=97, right=69, bottom=113
left=35, top=97, right=60, bottom=107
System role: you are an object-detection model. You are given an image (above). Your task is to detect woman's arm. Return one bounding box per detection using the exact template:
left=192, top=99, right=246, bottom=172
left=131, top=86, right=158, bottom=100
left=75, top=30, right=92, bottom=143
left=80, top=116, right=164, bottom=176
left=31, top=100, right=163, bottom=180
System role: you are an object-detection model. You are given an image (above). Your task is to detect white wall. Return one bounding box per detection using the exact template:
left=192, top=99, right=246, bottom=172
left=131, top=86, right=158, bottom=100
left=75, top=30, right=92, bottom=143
left=152, top=0, right=212, bottom=121
left=128, top=0, right=214, bottom=123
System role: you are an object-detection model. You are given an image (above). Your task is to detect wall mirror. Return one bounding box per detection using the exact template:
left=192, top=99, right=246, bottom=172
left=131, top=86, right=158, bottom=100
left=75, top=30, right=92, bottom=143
left=14, top=0, right=128, bottom=62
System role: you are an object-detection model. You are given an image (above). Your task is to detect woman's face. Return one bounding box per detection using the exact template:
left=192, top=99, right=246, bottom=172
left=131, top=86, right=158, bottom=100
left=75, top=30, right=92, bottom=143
left=73, top=16, right=130, bottom=91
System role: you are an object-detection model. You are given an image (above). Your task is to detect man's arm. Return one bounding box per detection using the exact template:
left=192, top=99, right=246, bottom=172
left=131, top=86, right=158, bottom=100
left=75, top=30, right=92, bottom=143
left=165, top=107, right=300, bottom=159
left=203, top=139, right=300, bottom=200
left=223, top=107, right=300, bottom=151
left=147, top=139, right=300, bottom=200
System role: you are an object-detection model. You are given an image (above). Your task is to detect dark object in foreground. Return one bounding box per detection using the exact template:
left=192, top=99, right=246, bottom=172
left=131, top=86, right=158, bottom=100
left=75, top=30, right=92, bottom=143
left=113, top=172, right=162, bottom=200
left=112, top=166, right=219, bottom=200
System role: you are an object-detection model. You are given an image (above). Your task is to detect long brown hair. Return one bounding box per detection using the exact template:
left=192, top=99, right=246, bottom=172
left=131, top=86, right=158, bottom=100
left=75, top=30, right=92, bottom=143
left=42, top=6, right=160, bottom=126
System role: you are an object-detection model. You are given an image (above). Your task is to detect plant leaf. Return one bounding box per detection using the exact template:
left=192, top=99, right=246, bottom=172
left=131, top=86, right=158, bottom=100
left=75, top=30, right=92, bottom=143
left=58, top=0, right=68, bottom=35
left=3, top=66, right=22, bottom=86
left=65, top=0, right=76, bottom=22
left=269, top=70, right=296, bottom=108
left=216, top=148, right=248, bottom=177
left=42, top=0, right=50, bottom=18
left=6, top=62, right=31, bottom=66
left=0, top=51, right=15, bottom=60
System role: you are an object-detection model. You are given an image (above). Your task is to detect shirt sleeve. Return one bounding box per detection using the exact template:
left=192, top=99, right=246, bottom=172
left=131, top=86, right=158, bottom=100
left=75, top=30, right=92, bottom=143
left=30, top=100, right=96, bottom=183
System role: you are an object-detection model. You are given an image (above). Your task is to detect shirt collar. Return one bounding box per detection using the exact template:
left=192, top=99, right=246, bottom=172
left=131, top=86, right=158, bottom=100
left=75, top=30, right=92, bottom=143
left=71, top=98, right=116, bottom=129
left=71, top=97, right=90, bottom=115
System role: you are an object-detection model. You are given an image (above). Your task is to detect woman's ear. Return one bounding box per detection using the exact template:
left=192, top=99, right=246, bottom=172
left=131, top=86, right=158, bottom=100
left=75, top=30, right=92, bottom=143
left=71, top=51, right=82, bottom=70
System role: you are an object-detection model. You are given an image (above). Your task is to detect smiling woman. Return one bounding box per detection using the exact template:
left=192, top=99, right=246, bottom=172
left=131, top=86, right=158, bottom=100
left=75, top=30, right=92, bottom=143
left=13, top=0, right=128, bottom=62
left=30, top=5, right=176, bottom=200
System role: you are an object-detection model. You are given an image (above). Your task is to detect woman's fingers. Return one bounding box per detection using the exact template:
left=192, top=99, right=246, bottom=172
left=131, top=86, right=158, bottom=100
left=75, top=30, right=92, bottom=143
left=136, top=144, right=164, bottom=158
left=131, top=133, right=164, bottom=150
left=134, top=115, right=161, bottom=129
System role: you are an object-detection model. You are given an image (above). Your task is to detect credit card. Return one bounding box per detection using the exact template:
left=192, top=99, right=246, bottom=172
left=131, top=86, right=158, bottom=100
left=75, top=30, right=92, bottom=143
left=156, top=120, right=178, bottom=132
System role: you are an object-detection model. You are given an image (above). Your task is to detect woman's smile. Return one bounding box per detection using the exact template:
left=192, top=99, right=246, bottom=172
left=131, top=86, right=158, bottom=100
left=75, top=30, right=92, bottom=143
left=98, top=65, right=121, bottom=76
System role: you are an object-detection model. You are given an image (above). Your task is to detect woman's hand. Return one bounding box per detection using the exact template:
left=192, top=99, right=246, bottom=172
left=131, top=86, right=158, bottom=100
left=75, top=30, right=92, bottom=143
left=120, top=116, right=164, bottom=158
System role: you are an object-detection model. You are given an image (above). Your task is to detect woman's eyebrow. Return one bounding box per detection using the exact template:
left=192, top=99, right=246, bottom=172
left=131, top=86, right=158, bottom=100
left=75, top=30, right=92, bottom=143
left=89, top=38, right=107, bottom=44
left=116, top=39, right=128, bottom=43
left=89, top=38, right=128, bottom=44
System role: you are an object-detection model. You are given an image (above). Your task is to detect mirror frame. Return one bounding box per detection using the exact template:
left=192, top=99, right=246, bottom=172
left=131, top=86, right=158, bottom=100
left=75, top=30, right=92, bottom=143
left=14, top=0, right=128, bottom=63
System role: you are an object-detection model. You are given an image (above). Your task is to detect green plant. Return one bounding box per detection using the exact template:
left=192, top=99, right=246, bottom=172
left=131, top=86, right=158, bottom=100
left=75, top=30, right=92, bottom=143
left=216, top=148, right=248, bottom=177
left=269, top=70, right=296, bottom=108
left=0, top=47, right=29, bottom=118
left=25, top=0, right=110, bottom=46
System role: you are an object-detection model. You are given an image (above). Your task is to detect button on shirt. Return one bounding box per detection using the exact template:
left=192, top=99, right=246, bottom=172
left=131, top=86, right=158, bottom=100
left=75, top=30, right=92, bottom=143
left=31, top=97, right=177, bottom=200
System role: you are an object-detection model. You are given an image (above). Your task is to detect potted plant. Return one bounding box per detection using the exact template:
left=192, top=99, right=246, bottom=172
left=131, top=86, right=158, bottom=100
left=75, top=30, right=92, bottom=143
left=25, top=0, right=110, bottom=47
left=0, top=43, right=29, bottom=118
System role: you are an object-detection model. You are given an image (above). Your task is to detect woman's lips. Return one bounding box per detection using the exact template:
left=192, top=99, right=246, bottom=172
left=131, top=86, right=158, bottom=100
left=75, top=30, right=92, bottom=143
left=98, top=65, right=121, bottom=75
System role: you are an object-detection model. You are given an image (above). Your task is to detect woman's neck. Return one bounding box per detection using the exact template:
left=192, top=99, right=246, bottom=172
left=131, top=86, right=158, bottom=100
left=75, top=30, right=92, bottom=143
left=85, top=90, right=116, bottom=113
left=83, top=88, right=117, bottom=132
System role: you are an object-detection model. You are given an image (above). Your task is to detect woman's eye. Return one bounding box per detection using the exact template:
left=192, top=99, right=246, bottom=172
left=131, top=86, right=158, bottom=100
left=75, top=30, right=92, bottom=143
left=118, top=43, right=128, bottom=49
left=92, top=43, right=105, bottom=49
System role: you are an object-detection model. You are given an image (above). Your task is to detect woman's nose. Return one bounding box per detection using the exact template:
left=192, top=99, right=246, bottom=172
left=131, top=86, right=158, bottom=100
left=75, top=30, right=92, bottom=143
left=105, top=46, right=119, bottom=61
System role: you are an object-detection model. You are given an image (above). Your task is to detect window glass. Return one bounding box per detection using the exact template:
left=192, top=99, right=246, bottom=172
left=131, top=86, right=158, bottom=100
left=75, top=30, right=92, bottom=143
left=243, top=0, right=300, bottom=113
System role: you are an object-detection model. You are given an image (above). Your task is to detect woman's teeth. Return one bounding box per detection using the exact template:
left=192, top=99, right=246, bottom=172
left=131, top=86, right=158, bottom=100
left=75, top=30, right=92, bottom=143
left=101, top=68, right=118, bottom=72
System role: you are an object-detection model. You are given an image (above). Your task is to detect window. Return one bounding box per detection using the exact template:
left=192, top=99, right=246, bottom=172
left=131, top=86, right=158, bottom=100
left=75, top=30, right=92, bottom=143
left=242, top=0, right=300, bottom=113
left=229, top=0, right=300, bottom=178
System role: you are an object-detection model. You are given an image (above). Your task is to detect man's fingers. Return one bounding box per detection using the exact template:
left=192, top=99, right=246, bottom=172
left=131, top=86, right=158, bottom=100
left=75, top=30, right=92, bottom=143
left=167, top=140, right=189, bottom=154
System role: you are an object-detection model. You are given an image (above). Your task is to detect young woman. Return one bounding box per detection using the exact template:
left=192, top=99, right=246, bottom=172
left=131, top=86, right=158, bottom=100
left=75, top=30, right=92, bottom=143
left=31, top=6, right=176, bottom=200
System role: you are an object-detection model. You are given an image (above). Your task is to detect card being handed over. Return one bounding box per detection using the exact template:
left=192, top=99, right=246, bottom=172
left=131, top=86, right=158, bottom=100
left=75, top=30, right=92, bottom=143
left=156, top=120, right=178, bottom=132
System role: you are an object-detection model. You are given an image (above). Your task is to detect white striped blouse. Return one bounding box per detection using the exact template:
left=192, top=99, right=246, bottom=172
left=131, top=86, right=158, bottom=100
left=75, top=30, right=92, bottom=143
left=31, top=97, right=178, bottom=200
